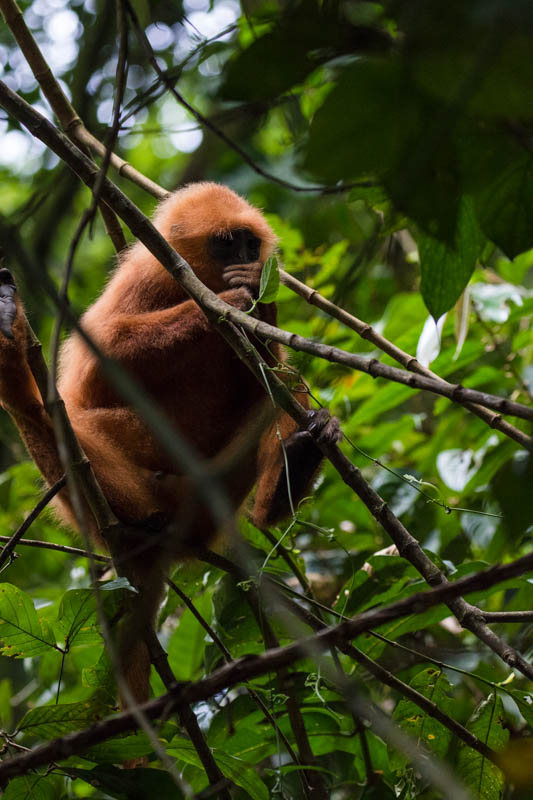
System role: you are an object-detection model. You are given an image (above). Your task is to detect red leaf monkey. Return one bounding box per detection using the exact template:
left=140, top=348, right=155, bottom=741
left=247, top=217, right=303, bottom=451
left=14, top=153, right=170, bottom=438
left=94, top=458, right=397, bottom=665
left=0, top=182, right=340, bottom=707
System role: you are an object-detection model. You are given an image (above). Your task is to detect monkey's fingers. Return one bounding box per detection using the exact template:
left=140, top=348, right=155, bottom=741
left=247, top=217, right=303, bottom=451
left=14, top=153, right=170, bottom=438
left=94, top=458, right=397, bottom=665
left=307, top=408, right=343, bottom=445
left=0, top=269, right=17, bottom=340
left=223, top=263, right=262, bottom=279
left=223, top=267, right=262, bottom=296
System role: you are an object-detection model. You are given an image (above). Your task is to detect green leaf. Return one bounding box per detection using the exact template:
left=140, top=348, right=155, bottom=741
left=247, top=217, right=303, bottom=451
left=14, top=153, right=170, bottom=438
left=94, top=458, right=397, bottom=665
left=459, top=128, right=533, bottom=258
left=57, top=589, right=100, bottom=646
left=220, top=3, right=389, bottom=102
left=492, top=452, right=533, bottom=540
left=171, top=737, right=269, bottom=800
left=411, top=24, right=533, bottom=121
left=221, top=31, right=314, bottom=103
left=0, top=583, right=55, bottom=657
left=3, top=774, right=58, bottom=800
left=419, top=195, right=485, bottom=319
left=304, top=58, right=460, bottom=238
left=393, top=668, right=453, bottom=763
left=258, top=256, right=280, bottom=304
left=304, top=59, right=423, bottom=182
left=509, top=690, right=533, bottom=732
left=64, top=766, right=183, bottom=800
left=82, top=649, right=115, bottom=698
left=18, top=700, right=111, bottom=739
left=475, top=153, right=533, bottom=258
left=167, top=591, right=212, bottom=680
left=456, top=694, right=509, bottom=800
left=83, top=732, right=157, bottom=764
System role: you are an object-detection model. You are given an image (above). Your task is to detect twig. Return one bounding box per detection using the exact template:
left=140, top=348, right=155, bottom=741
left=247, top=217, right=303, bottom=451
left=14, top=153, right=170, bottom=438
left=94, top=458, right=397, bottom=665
left=0, top=0, right=165, bottom=199
left=143, top=626, right=231, bottom=799
left=480, top=610, right=533, bottom=623
left=1, top=552, right=529, bottom=783
left=280, top=269, right=533, bottom=447
left=3, top=84, right=531, bottom=686
left=125, top=0, right=379, bottom=197
left=98, top=201, right=127, bottom=253
left=166, top=578, right=303, bottom=768
left=0, top=535, right=110, bottom=561
left=0, top=477, right=66, bottom=570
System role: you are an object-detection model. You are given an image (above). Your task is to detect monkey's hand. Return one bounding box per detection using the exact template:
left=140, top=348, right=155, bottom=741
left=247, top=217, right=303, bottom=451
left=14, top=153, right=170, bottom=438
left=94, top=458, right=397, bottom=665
left=305, top=407, right=343, bottom=446
left=0, top=269, right=17, bottom=341
left=260, top=408, right=342, bottom=525
left=222, top=261, right=263, bottom=298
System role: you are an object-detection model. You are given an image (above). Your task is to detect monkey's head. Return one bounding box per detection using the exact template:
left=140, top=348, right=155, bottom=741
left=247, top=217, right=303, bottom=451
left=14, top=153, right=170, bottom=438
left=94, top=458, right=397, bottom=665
left=153, top=182, right=277, bottom=292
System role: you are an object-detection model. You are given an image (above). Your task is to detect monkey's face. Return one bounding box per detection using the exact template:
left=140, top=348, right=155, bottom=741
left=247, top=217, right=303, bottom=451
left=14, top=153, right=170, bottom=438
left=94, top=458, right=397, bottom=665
left=172, top=228, right=264, bottom=295
left=209, top=228, right=261, bottom=265
left=209, top=228, right=264, bottom=297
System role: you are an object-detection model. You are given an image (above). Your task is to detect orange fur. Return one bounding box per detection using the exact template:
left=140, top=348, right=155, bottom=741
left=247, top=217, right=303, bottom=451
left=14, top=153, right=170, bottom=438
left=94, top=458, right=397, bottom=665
left=0, top=183, right=325, bottom=711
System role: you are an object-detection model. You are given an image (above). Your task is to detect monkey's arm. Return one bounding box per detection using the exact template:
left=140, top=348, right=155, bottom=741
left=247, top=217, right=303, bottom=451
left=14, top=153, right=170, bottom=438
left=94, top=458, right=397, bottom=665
left=95, top=287, right=254, bottom=362
left=253, top=408, right=341, bottom=526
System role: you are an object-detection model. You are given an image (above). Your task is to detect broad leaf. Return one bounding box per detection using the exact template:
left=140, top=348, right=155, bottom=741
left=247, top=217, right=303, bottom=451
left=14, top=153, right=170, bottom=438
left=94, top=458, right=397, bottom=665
left=171, top=737, right=269, bottom=800
left=393, top=668, right=453, bottom=763
left=419, top=195, right=485, bottom=319
left=0, top=583, right=55, bottom=657
left=456, top=695, right=509, bottom=800
left=18, top=700, right=111, bottom=739
left=3, top=774, right=58, bottom=800
left=64, top=766, right=183, bottom=800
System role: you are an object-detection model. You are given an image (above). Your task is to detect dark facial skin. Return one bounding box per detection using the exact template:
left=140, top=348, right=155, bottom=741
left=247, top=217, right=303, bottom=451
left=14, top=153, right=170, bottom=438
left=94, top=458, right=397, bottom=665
left=0, top=268, right=17, bottom=340
left=209, top=228, right=261, bottom=265
left=211, top=229, right=264, bottom=298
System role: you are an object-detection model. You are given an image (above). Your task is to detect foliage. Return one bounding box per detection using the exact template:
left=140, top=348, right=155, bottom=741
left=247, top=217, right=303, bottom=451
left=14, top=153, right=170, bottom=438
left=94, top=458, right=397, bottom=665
left=0, top=0, right=532, bottom=798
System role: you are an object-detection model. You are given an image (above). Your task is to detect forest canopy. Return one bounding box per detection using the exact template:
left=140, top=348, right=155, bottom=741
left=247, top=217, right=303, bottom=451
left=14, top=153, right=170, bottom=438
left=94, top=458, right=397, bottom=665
left=0, top=1, right=532, bottom=799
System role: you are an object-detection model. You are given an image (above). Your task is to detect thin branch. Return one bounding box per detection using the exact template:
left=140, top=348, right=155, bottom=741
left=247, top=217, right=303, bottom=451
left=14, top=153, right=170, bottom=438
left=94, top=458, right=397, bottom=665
left=142, top=626, right=230, bottom=799
left=166, top=578, right=303, bottom=768
left=125, top=0, right=377, bottom=197
left=98, top=201, right=127, bottom=253
left=0, top=535, right=110, bottom=562
left=2, top=552, right=531, bottom=783
left=280, top=269, right=533, bottom=447
left=480, top=610, right=533, bottom=623
left=3, top=84, right=531, bottom=686
left=0, top=0, right=165, bottom=199
left=0, top=477, right=66, bottom=570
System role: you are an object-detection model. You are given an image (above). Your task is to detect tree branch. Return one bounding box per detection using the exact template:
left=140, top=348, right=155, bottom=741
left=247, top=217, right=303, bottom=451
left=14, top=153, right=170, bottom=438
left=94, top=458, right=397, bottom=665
left=280, top=269, right=533, bottom=447
left=1, top=553, right=531, bottom=783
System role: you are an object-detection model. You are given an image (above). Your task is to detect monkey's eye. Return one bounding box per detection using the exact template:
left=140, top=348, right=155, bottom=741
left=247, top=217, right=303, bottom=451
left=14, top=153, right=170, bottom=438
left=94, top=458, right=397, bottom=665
left=210, top=229, right=261, bottom=264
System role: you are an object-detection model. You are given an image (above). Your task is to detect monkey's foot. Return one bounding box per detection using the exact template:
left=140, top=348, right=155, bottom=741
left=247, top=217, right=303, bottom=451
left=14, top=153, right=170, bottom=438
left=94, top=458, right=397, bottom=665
left=0, top=269, right=17, bottom=341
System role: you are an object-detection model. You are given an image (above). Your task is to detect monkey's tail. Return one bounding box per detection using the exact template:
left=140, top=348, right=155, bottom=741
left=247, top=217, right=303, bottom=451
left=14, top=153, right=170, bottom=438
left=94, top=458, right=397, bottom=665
left=0, top=277, right=66, bottom=493
left=116, top=558, right=166, bottom=708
